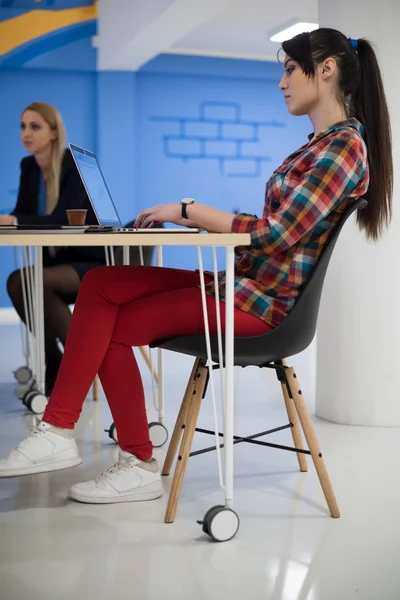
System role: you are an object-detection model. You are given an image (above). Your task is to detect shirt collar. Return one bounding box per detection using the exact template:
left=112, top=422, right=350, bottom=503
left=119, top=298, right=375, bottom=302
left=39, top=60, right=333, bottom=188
left=307, top=117, right=364, bottom=143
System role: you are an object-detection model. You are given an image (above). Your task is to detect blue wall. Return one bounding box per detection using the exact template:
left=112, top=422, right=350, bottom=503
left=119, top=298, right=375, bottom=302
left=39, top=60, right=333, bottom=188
left=0, top=53, right=310, bottom=306
left=96, top=71, right=137, bottom=227
left=21, top=35, right=96, bottom=72
left=134, top=56, right=309, bottom=269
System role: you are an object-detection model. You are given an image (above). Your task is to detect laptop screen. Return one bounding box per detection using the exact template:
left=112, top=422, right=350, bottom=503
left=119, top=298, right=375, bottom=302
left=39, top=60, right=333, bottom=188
left=69, top=144, right=122, bottom=227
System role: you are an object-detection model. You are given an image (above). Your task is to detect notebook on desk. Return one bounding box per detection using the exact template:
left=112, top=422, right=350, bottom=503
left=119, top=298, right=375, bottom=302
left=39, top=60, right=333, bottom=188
left=69, top=144, right=201, bottom=235
left=0, top=224, right=90, bottom=234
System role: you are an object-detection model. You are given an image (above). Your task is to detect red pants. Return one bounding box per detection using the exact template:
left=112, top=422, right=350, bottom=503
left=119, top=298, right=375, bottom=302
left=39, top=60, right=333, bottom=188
left=43, top=266, right=271, bottom=460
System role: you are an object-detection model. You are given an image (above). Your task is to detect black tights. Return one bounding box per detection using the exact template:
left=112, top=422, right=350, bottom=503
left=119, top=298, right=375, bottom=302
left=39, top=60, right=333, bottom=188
left=7, top=265, right=81, bottom=392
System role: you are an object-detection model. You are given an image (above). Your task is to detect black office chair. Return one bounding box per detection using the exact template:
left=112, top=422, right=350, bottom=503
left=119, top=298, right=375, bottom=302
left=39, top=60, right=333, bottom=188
left=152, top=198, right=367, bottom=535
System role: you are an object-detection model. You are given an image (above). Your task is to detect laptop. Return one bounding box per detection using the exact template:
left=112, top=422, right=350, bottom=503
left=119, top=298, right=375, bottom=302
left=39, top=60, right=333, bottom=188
left=69, top=144, right=200, bottom=234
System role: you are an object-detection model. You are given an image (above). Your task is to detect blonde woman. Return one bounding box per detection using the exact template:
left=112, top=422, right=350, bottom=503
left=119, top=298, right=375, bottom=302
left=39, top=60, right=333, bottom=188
left=0, top=102, right=105, bottom=394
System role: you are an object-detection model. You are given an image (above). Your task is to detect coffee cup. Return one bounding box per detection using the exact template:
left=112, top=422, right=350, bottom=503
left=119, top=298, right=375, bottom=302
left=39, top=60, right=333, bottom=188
left=66, top=209, right=87, bottom=226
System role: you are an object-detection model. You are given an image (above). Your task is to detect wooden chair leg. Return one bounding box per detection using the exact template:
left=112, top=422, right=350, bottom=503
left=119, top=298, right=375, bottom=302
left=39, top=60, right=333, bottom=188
left=164, top=362, right=208, bottom=524
left=286, top=367, right=340, bottom=518
left=138, top=346, right=159, bottom=384
left=280, top=359, right=308, bottom=472
left=92, top=375, right=100, bottom=401
left=162, top=358, right=201, bottom=476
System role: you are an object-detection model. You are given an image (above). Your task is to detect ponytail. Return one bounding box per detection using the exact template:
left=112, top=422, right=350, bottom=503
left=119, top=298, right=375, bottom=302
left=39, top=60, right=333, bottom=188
left=353, top=39, right=393, bottom=241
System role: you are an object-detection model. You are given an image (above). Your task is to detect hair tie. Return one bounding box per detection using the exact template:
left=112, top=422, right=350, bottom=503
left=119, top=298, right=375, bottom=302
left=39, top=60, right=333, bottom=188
left=349, top=38, right=358, bottom=50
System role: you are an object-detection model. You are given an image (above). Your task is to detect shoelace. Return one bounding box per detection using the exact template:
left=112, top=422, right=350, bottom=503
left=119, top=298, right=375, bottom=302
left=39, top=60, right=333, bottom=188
left=94, top=457, right=137, bottom=484
left=10, top=426, right=43, bottom=454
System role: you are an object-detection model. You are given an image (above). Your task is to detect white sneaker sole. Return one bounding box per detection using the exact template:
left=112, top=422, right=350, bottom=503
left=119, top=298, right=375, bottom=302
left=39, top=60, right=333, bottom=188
left=0, top=456, right=82, bottom=478
left=68, top=482, right=163, bottom=504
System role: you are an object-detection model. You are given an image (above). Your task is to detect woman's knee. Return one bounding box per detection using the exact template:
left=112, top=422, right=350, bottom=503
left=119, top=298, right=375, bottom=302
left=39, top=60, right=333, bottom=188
left=6, top=270, right=22, bottom=302
left=80, top=265, right=109, bottom=289
left=80, top=265, right=141, bottom=291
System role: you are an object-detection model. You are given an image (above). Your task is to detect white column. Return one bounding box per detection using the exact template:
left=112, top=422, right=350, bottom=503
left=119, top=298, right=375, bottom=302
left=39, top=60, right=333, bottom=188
left=316, top=0, right=400, bottom=425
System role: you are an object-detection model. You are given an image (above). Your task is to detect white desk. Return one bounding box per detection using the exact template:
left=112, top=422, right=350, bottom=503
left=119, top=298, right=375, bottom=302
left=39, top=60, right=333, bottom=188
left=0, top=230, right=250, bottom=527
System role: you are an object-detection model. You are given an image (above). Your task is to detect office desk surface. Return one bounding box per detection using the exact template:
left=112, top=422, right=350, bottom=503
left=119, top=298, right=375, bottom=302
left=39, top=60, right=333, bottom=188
left=0, top=232, right=251, bottom=247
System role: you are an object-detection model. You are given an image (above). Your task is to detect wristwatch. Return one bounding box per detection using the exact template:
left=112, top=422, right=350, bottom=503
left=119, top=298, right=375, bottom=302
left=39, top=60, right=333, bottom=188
left=180, top=197, right=194, bottom=219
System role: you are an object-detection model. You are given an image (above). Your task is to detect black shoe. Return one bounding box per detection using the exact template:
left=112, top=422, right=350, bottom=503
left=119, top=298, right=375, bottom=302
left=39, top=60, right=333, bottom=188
left=45, top=382, right=54, bottom=397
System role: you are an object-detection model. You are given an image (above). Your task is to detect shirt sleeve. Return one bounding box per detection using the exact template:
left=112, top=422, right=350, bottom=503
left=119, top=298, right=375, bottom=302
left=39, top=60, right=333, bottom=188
left=11, top=158, right=31, bottom=217
left=231, top=133, right=367, bottom=254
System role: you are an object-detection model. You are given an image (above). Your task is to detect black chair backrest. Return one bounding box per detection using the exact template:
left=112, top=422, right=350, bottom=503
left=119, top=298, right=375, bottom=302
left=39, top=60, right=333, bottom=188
left=237, top=197, right=367, bottom=362
left=114, top=220, right=164, bottom=267
left=154, top=198, right=367, bottom=366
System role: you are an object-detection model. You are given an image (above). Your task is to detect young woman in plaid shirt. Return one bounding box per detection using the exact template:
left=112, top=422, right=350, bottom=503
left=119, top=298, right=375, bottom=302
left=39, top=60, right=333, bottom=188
left=0, top=28, right=393, bottom=504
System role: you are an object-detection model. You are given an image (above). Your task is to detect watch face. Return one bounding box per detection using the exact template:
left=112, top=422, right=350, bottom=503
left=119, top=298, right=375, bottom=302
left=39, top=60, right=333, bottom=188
left=182, top=197, right=194, bottom=205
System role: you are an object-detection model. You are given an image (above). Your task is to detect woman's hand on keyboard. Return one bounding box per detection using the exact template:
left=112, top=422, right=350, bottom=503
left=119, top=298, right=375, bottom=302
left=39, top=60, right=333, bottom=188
left=135, top=203, right=182, bottom=229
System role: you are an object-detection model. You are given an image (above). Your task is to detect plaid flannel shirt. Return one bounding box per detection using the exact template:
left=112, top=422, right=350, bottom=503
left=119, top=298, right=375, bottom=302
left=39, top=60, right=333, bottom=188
left=205, top=118, right=369, bottom=327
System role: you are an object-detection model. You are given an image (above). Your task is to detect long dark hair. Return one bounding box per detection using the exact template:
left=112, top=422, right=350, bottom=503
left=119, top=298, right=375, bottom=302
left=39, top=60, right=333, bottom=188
left=281, top=28, right=393, bottom=241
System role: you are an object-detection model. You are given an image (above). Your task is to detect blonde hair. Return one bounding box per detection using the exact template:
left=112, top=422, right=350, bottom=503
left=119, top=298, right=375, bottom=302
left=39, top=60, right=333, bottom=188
left=22, top=102, right=66, bottom=214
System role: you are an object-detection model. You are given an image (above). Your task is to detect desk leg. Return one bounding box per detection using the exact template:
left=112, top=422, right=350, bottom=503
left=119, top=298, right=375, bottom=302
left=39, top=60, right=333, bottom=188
left=196, top=246, right=239, bottom=541
left=34, top=246, right=45, bottom=395
left=156, top=246, right=164, bottom=424
left=224, top=246, right=235, bottom=508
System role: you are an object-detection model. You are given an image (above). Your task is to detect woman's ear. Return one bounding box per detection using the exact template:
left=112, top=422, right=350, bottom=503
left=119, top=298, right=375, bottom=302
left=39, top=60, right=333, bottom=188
left=320, top=57, right=337, bottom=81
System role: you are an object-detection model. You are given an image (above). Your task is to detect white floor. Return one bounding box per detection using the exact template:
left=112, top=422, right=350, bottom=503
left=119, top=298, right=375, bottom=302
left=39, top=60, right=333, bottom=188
left=0, top=323, right=399, bottom=600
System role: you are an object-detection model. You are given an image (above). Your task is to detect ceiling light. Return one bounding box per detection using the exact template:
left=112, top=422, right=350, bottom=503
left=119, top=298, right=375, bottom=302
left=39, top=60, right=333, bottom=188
left=270, top=22, right=319, bottom=43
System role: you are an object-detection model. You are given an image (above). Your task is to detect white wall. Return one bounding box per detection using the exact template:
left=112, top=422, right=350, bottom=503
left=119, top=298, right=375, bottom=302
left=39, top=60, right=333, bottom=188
left=316, top=0, right=400, bottom=425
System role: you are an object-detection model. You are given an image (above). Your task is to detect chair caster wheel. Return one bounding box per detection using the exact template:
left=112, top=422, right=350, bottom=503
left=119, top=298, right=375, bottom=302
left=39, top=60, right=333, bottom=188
left=105, top=423, right=118, bottom=443
left=13, top=366, right=32, bottom=384
left=197, top=505, right=224, bottom=536
left=197, top=505, right=240, bottom=542
left=14, top=383, right=32, bottom=398
left=148, top=422, right=169, bottom=448
left=22, top=390, right=48, bottom=414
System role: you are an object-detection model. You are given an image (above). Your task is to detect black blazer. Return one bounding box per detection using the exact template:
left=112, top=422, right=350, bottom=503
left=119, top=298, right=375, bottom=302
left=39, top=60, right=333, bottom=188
left=11, top=149, right=105, bottom=264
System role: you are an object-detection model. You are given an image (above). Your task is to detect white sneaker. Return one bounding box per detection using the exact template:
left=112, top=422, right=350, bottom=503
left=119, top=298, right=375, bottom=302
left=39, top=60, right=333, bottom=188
left=0, top=421, right=82, bottom=477
left=68, top=450, right=162, bottom=504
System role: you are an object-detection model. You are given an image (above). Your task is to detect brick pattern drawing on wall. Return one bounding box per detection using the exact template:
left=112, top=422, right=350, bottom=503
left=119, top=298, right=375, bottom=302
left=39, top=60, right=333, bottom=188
left=150, top=101, right=287, bottom=178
